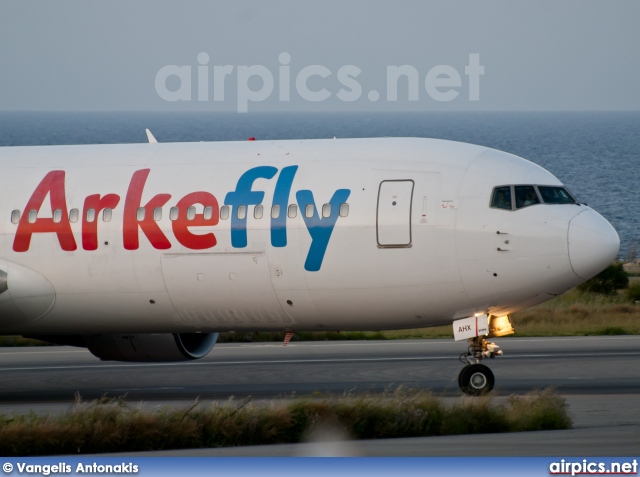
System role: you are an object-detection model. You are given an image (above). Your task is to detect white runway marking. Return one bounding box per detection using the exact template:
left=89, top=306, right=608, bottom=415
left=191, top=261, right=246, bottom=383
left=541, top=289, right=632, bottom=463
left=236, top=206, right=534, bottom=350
left=1, top=351, right=638, bottom=372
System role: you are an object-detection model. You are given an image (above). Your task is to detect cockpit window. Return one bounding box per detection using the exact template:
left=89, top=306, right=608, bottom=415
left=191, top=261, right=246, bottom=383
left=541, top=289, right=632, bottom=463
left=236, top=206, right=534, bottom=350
left=491, top=185, right=578, bottom=211
left=538, top=186, right=577, bottom=204
left=491, top=186, right=512, bottom=210
left=515, top=185, right=540, bottom=209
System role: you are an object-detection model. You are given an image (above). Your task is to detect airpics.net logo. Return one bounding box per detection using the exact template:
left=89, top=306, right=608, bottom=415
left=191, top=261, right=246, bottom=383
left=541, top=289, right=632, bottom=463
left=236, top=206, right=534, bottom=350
left=155, top=52, right=484, bottom=112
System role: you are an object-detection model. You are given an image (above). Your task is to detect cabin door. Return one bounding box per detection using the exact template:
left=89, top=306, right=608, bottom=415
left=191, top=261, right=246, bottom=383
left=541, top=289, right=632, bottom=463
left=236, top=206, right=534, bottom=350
left=376, top=180, right=414, bottom=247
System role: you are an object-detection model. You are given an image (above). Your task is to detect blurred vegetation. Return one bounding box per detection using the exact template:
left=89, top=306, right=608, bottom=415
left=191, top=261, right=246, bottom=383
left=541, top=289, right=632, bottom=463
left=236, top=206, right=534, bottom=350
left=578, top=262, right=629, bottom=295
left=0, top=388, right=570, bottom=456
left=0, top=336, right=54, bottom=347
left=625, top=282, right=640, bottom=303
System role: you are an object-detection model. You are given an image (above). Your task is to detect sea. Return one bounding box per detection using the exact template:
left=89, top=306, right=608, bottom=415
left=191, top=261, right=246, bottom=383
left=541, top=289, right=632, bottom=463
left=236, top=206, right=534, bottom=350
left=0, top=111, right=638, bottom=259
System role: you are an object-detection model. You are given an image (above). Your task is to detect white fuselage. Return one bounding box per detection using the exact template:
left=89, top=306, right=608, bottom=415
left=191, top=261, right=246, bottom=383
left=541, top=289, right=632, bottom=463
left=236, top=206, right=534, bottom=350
left=0, top=137, right=619, bottom=335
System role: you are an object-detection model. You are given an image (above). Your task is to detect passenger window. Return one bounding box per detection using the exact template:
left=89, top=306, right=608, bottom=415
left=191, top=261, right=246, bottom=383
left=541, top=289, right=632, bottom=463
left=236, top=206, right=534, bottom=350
left=515, top=185, right=540, bottom=209
left=86, top=209, right=96, bottom=223
left=237, top=205, right=247, bottom=220
left=69, top=208, right=79, bottom=223
left=136, top=208, right=145, bottom=221
left=203, top=206, right=213, bottom=220
left=154, top=207, right=163, bottom=221
left=103, top=208, right=112, bottom=222
left=305, top=204, right=314, bottom=218
left=187, top=207, right=196, bottom=220
left=271, top=205, right=281, bottom=219
left=322, top=204, right=331, bottom=218
left=288, top=204, right=298, bottom=218
left=538, top=186, right=577, bottom=204
left=28, top=210, right=37, bottom=223
left=254, top=205, right=264, bottom=219
left=490, top=186, right=512, bottom=210
left=169, top=207, right=179, bottom=221
left=220, top=205, right=230, bottom=220
left=53, top=209, right=62, bottom=224
left=10, top=210, right=20, bottom=224
left=339, top=203, right=349, bottom=217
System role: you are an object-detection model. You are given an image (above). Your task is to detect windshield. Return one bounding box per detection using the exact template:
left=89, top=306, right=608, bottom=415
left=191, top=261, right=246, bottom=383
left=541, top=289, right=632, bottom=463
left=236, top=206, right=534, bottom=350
left=538, top=186, right=577, bottom=204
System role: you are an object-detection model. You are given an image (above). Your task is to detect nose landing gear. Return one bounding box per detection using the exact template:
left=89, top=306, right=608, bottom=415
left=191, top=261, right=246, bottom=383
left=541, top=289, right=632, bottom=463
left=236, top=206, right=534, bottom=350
left=458, top=336, right=502, bottom=395
left=453, top=314, right=513, bottom=395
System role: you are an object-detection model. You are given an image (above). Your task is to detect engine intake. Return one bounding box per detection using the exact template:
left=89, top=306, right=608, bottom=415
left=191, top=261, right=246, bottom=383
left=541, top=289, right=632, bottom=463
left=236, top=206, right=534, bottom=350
left=84, top=333, right=219, bottom=361
left=28, top=333, right=218, bottom=362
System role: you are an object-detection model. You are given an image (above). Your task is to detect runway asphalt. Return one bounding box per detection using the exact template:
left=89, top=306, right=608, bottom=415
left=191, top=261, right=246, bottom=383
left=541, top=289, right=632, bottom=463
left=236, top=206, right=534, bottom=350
left=1, top=336, right=639, bottom=455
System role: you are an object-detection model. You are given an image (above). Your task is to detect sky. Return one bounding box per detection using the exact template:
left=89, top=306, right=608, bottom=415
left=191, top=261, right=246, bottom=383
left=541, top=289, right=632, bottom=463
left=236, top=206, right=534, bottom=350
left=0, top=0, right=639, bottom=112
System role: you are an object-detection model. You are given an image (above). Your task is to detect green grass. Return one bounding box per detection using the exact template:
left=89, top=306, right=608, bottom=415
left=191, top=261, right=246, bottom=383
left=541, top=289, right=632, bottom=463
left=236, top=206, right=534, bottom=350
left=0, top=336, right=54, bottom=347
left=507, top=284, right=640, bottom=337
left=0, top=388, right=570, bottom=456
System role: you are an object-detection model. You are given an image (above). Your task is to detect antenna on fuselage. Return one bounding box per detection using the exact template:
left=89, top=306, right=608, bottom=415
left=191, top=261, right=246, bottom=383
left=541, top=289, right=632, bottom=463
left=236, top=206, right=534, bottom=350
left=145, top=129, right=158, bottom=144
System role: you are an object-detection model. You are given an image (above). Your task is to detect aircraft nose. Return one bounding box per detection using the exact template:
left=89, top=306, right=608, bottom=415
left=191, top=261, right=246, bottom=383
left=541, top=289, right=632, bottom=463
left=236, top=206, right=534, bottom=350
left=568, top=209, right=620, bottom=280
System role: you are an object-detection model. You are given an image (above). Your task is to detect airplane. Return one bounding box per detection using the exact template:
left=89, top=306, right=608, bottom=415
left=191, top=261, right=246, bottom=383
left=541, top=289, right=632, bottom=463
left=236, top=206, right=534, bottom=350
left=0, top=136, right=619, bottom=395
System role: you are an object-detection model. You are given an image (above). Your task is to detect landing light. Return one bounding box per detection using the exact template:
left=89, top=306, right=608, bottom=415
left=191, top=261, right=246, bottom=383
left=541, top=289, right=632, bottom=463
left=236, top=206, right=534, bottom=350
left=488, top=315, right=515, bottom=337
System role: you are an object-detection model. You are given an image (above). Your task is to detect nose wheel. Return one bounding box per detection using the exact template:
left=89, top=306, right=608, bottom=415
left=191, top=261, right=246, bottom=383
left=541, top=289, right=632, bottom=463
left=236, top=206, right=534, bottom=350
left=458, top=336, right=501, bottom=395
left=458, top=363, right=495, bottom=395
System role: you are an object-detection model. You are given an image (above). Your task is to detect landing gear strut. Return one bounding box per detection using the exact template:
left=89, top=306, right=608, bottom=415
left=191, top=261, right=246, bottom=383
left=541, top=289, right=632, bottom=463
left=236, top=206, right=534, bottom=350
left=458, top=336, right=502, bottom=395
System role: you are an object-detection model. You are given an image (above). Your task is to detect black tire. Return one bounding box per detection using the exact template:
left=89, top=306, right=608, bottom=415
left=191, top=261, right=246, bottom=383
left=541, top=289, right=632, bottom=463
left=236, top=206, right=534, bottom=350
left=458, top=364, right=495, bottom=396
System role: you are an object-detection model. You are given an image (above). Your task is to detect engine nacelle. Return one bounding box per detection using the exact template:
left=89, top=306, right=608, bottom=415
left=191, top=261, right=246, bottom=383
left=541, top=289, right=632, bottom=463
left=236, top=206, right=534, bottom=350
left=85, top=333, right=219, bottom=361
left=28, top=333, right=219, bottom=362
left=0, top=261, right=56, bottom=329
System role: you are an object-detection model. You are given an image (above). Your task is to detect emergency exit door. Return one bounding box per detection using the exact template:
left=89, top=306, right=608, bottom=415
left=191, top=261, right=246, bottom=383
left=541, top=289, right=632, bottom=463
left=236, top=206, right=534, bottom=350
left=376, top=180, right=414, bottom=247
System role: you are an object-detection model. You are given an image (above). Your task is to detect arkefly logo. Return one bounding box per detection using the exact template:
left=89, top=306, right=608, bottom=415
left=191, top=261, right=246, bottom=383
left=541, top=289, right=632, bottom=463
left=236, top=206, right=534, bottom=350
left=11, top=166, right=350, bottom=272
